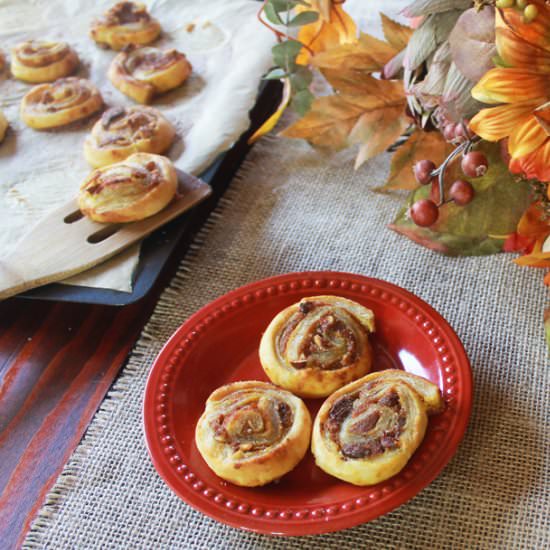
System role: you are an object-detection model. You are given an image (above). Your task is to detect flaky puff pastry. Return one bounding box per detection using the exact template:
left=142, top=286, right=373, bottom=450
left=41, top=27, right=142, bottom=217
left=84, top=106, right=175, bottom=167
left=259, top=296, right=375, bottom=398
left=20, top=77, right=103, bottom=129
left=90, top=2, right=161, bottom=51
left=312, top=370, right=444, bottom=486
left=10, top=40, right=78, bottom=83
left=78, top=152, right=177, bottom=223
left=0, top=111, right=8, bottom=143
left=108, top=46, right=191, bottom=104
left=195, top=381, right=312, bottom=487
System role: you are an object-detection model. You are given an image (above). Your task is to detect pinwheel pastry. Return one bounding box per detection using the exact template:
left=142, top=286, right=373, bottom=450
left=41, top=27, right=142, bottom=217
left=20, top=77, right=103, bottom=129
left=108, top=46, right=191, bottom=104
left=0, top=110, right=8, bottom=143
left=10, top=40, right=78, bottom=83
left=84, top=105, right=175, bottom=167
left=259, top=295, right=375, bottom=398
left=78, top=152, right=177, bottom=223
left=90, top=2, right=161, bottom=51
left=311, top=369, right=444, bottom=486
left=195, top=381, right=312, bottom=487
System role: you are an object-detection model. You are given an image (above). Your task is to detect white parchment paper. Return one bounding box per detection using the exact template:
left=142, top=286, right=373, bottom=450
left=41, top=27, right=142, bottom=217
left=0, top=0, right=275, bottom=291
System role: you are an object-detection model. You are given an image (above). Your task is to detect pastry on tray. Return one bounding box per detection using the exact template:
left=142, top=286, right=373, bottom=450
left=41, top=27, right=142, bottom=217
left=78, top=152, right=177, bottom=223
left=0, top=110, right=7, bottom=143
left=90, top=1, right=161, bottom=51
left=20, top=77, right=103, bottom=129
left=195, top=381, right=312, bottom=487
left=259, top=295, right=375, bottom=398
left=311, top=369, right=444, bottom=486
left=10, top=40, right=78, bottom=83
left=84, top=105, right=175, bottom=167
left=108, top=46, right=191, bottom=104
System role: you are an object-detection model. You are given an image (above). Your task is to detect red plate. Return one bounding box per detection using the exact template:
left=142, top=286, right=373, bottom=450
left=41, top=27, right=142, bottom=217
left=143, top=272, right=472, bottom=535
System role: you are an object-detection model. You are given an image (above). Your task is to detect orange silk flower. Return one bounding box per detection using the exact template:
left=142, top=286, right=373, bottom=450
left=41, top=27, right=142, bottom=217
left=469, top=2, right=550, bottom=181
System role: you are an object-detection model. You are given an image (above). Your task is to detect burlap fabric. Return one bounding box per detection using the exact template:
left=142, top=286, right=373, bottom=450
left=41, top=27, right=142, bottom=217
left=23, top=122, right=549, bottom=547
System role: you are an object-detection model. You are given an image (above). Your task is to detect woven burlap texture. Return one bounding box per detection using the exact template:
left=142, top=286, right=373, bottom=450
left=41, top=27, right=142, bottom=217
left=23, top=126, right=549, bottom=548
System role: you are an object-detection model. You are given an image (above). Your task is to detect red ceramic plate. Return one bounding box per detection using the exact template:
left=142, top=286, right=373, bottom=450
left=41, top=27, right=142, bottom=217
left=143, top=272, right=472, bottom=536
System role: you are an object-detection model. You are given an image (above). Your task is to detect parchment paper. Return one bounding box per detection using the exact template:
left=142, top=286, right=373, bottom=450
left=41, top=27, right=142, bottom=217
left=0, top=0, right=275, bottom=291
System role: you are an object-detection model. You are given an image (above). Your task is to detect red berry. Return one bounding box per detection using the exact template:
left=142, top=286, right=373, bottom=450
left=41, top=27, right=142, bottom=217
left=450, top=180, right=475, bottom=206
left=455, top=123, right=467, bottom=142
left=461, top=151, right=488, bottom=178
left=443, top=124, right=456, bottom=142
left=413, top=160, right=436, bottom=185
left=410, top=199, right=439, bottom=227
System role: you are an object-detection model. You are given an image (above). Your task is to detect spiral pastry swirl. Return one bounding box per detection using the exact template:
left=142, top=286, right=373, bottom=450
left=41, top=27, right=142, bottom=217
left=78, top=152, right=177, bottom=223
left=195, top=381, right=312, bottom=487
left=90, top=2, right=161, bottom=51
left=0, top=110, right=8, bottom=144
left=84, top=106, right=175, bottom=167
left=20, top=77, right=103, bottom=129
left=108, top=46, right=191, bottom=104
left=259, top=295, right=375, bottom=398
left=312, top=369, right=444, bottom=486
left=10, top=40, right=78, bottom=83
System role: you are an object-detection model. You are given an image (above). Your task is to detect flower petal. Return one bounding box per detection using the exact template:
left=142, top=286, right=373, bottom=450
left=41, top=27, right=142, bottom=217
left=469, top=101, right=535, bottom=141
left=471, top=68, right=549, bottom=104
left=509, top=116, right=549, bottom=158
left=517, top=203, right=550, bottom=239
left=534, top=101, right=550, bottom=136
left=499, top=0, right=550, bottom=53
left=509, top=139, right=550, bottom=182
left=496, top=27, right=550, bottom=72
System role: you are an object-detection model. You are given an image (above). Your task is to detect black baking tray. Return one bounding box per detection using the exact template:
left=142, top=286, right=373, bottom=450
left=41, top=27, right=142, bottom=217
left=18, top=80, right=282, bottom=306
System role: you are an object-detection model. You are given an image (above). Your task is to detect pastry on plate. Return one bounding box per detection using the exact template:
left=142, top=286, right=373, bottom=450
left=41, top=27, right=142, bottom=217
left=84, top=105, right=175, bottom=167
left=311, top=369, right=444, bottom=486
left=108, top=46, right=191, bottom=104
left=259, top=295, right=375, bottom=398
left=0, top=110, right=8, bottom=143
left=78, top=152, right=177, bottom=223
left=10, top=40, right=78, bottom=83
left=90, top=1, right=161, bottom=50
left=195, top=380, right=312, bottom=487
left=20, top=77, right=103, bottom=129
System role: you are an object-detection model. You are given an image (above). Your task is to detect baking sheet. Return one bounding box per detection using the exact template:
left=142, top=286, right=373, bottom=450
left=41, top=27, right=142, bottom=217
left=0, top=0, right=275, bottom=291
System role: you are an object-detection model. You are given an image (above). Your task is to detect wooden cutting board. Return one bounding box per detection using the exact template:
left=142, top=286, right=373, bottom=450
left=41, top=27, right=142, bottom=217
left=0, top=171, right=211, bottom=300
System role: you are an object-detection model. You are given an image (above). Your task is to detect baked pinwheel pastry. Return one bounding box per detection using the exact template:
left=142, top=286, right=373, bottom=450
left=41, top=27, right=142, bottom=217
left=10, top=40, right=78, bottom=83
left=195, top=381, right=312, bottom=487
left=84, top=106, right=175, bottom=167
left=312, top=369, right=444, bottom=486
left=20, top=77, right=103, bottom=129
left=108, top=46, right=191, bottom=104
left=78, top=152, right=177, bottom=223
left=90, top=2, right=161, bottom=50
left=0, top=111, right=8, bottom=143
left=259, top=296, right=375, bottom=398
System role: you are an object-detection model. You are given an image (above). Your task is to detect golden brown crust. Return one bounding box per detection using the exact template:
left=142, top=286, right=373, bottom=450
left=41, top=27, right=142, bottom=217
left=311, top=369, right=444, bottom=486
left=195, top=381, right=312, bottom=487
left=0, top=110, right=8, bottom=143
left=78, top=152, right=177, bottom=223
left=84, top=105, right=175, bottom=167
left=90, top=2, right=161, bottom=50
left=10, top=40, right=78, bottom=83
left=259, top=295, right=375, bottom=398
left=108, top=46, right=191, bottom=104
left=20, top=77, right=103, bottom=129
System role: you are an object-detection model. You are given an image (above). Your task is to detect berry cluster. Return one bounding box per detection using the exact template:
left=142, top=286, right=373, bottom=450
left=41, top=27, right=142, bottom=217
left=409, top=144, right=488, bottom=228
left=496, top=0, right=538, bottom=22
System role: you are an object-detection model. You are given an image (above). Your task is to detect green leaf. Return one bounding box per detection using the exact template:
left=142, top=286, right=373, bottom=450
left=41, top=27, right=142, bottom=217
left=272, top=40, right=303, bottom=71
left=292, top=89, right=314, bottom=116
left=389, top=142, right=532, bottom=256
left=270, top=0, right=309, bottom=12
left=289, top=66, right=313, bottom=91
left=264, top=3, right=284, bottom=25
left=264, top=68, right=287, bottom=80
left=288, top=11, right=319, bottom=27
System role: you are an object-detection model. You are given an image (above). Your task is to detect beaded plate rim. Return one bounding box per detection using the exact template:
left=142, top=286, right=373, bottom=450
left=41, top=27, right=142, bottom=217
left=143, top=271, right=473, bottom=536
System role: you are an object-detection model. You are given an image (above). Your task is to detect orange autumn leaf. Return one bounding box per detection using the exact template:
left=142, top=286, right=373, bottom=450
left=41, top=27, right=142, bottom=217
left=380, top=130, right=452, bottom=191
left=380, top=13, right=413, bottom=51
left=296, top=1, right=356, bottom=65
